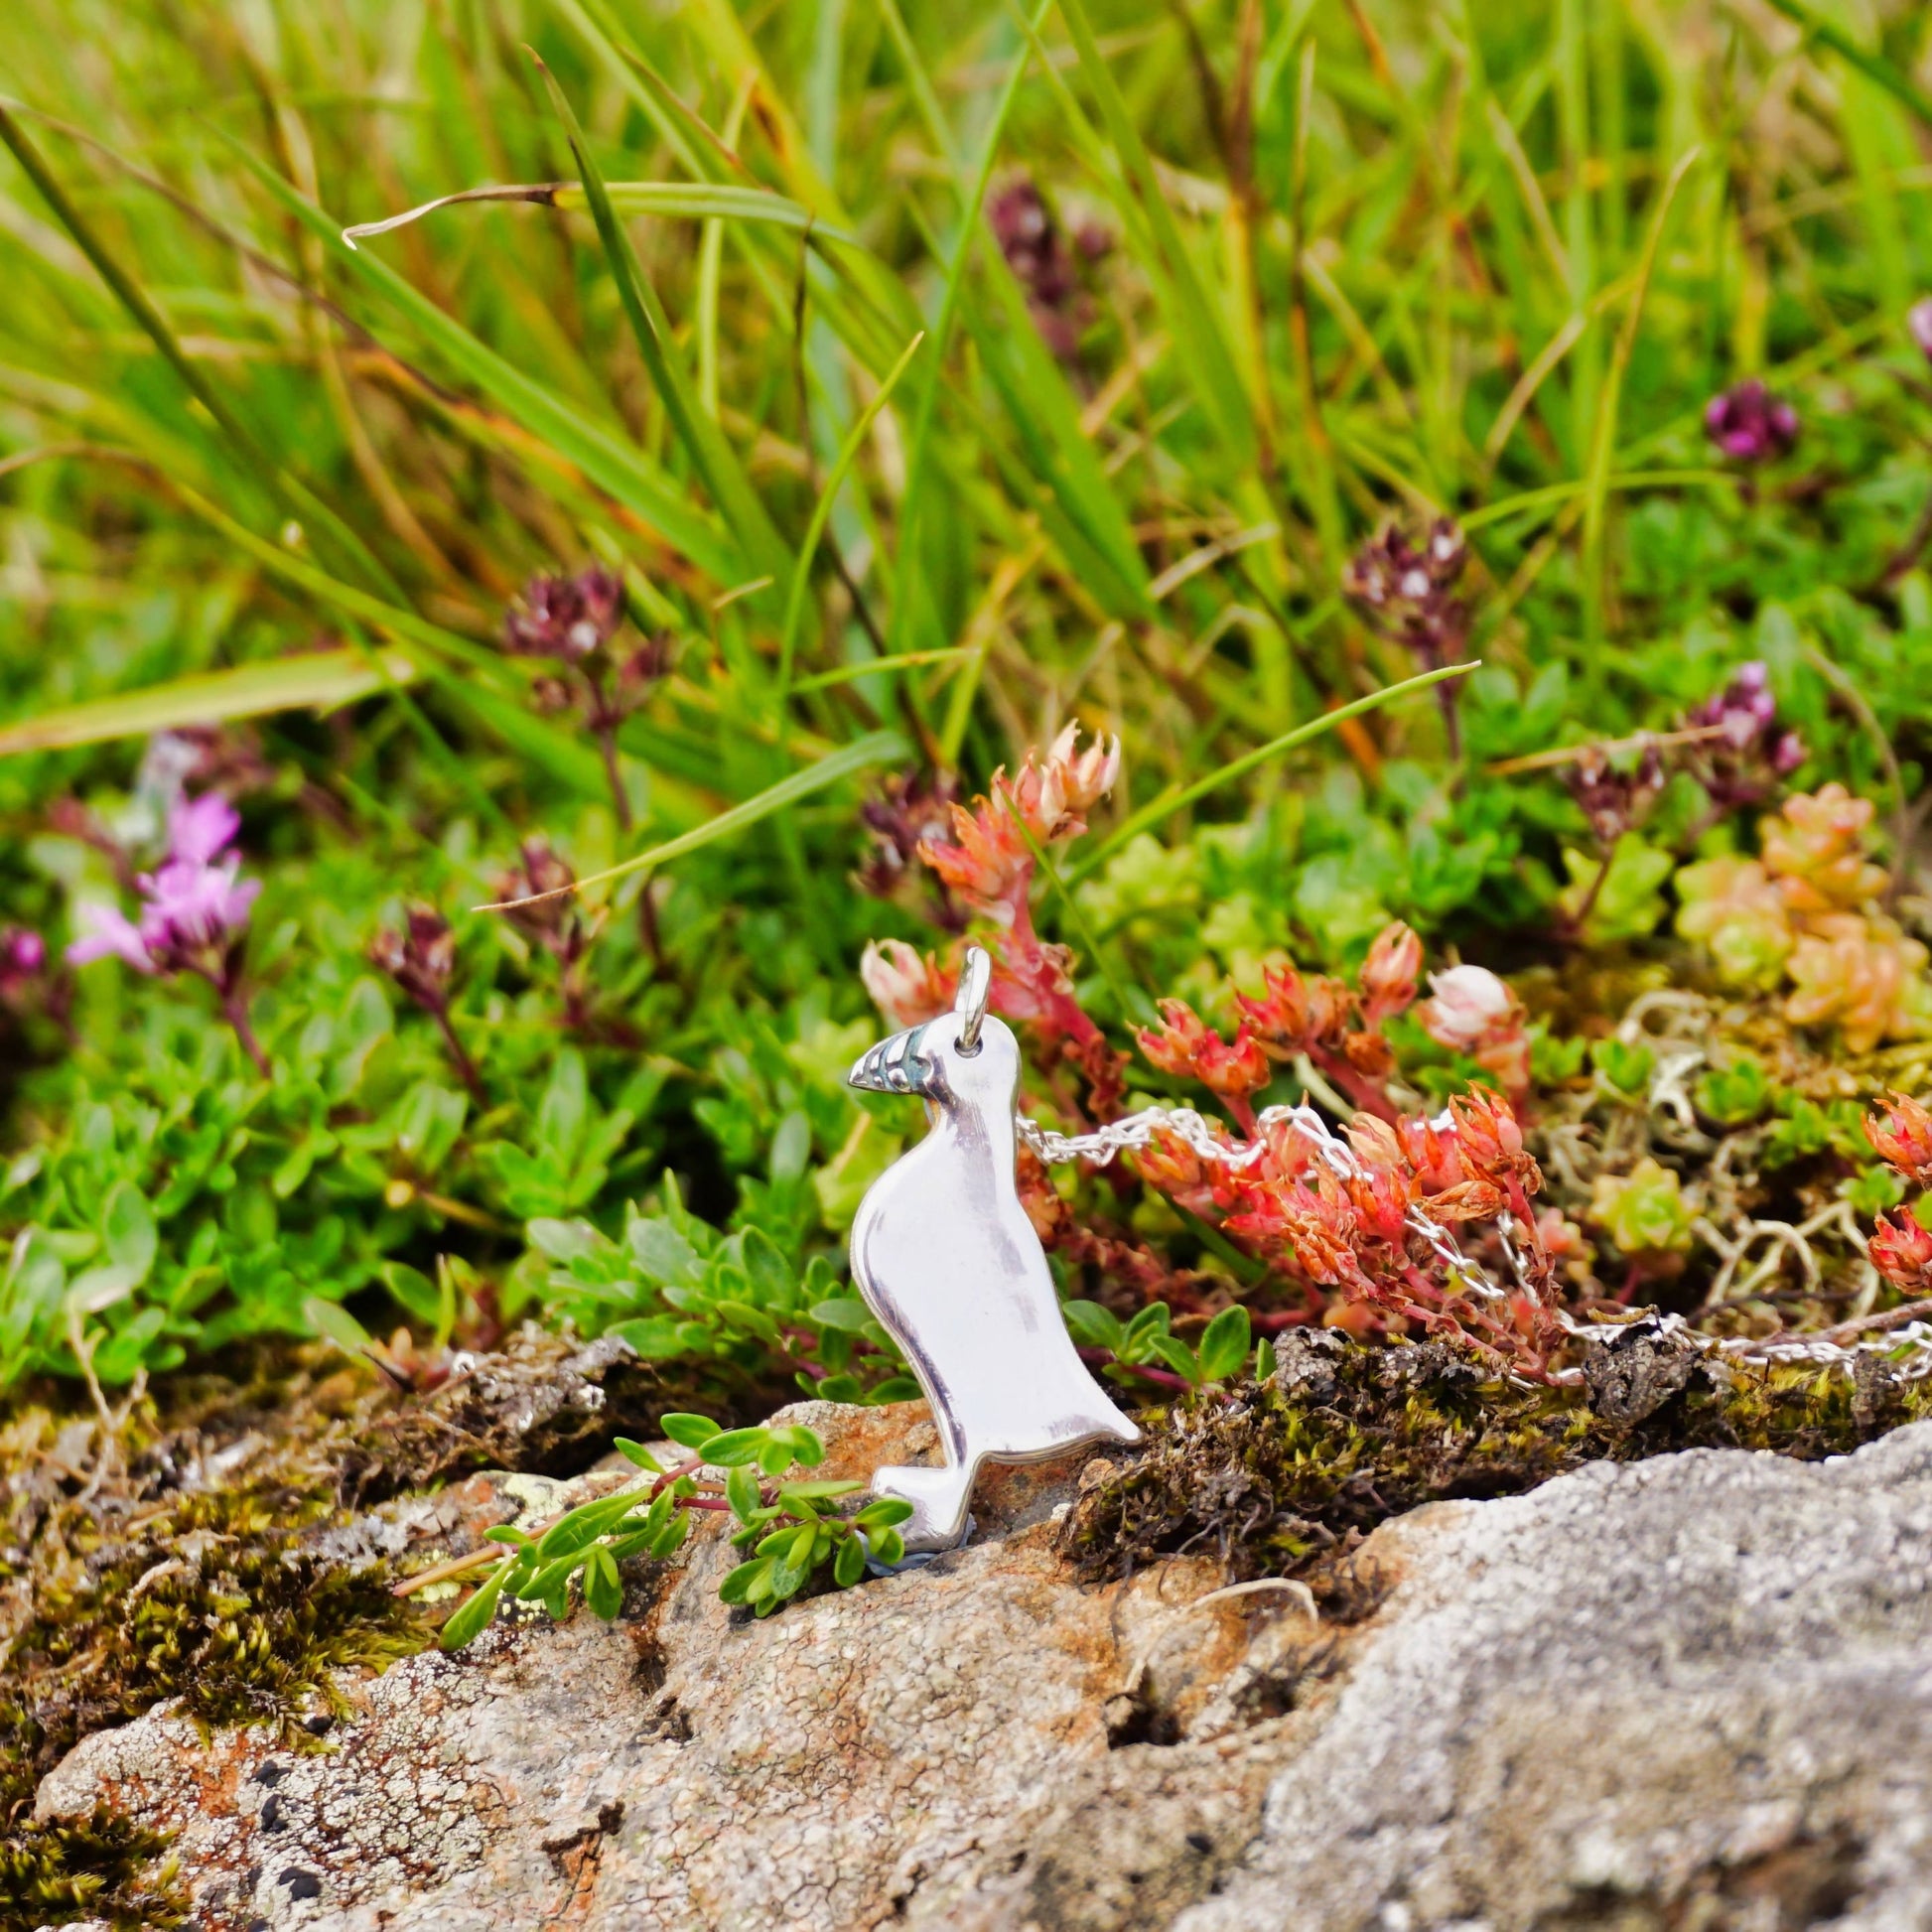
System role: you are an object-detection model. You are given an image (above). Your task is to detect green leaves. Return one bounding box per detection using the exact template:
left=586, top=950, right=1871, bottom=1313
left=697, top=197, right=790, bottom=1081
left=1064, top=1297, right=1256, bottom=1389
left=436, top=1408, right=883, bottom=1649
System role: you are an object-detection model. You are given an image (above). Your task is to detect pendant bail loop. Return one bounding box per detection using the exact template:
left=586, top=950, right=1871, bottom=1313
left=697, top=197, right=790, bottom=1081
left=955, top=945, right=992, bottom=1055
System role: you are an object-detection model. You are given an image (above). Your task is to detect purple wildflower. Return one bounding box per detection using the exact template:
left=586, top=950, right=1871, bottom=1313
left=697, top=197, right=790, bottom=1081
left=373, top=908, right=482, bottom=1100
left=1704, top=379, right=1799, bottom=466
left=1342, top=518, right=1471, bottom=755
left=988, top=176, right=1090, bottom=362
left=0, top=927, right=47, bottom=1006
left=502, top=569, right=667, bottom=832
left=1910, top=300, right=1932, bottom=365
left=505, top=569, right=625, bottom=662
left=1566, top=741, right=1666, bottom=849
left=67, top=791, right=267, bottom=1072
left=1684, top=661, right=1805, bottom=812
left=857, top=768, right=965, bottom=930
left=491, top=841, right=637, bottom=1046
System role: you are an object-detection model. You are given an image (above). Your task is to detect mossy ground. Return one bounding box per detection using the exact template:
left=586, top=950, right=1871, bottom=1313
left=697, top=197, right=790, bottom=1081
left=1066, top=1327, right=1932, bottom=1588
left=6, top=1322, right=1931, bottom=1927
left=0, top=1354, right=429, bottom=1932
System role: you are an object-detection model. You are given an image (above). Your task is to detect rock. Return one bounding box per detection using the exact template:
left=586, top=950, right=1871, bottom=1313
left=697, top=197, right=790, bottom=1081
left=35, top=1406, right=1932, bottom=1930
left=335, top=1328, right=675, bottom=1505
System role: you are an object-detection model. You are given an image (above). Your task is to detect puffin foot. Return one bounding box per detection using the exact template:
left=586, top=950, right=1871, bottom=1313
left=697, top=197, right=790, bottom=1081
left=870, top=1461, right=977, bottom=1553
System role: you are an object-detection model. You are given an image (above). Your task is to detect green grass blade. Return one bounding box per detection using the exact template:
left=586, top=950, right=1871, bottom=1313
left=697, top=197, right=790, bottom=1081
left=0, top=647, right=417, bottom=758
left=1758, top=0, right=1932, bottom=129
left=1069, top=664, right=1481, bottom=881
left=890, top=7, right=1046, bottom=659
left=341, top=181, right=861, bottom=248
left=228, top=141, right=742, bottom=586
left=533, top=56, right=793, bottom=600
left=0, top=103, right=404, bottom=604
left=1580, top=147, right=1700, bottom=680
left=776, top=330, right=924, bottom=710
left=476, top=729, right=910, bottom=908
left=1051, top=0, right=1257, bottom=466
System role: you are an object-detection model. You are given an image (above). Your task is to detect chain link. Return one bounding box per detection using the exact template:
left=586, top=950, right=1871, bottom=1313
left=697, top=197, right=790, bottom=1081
left=1018, top=1103, right=1932, bottom=1379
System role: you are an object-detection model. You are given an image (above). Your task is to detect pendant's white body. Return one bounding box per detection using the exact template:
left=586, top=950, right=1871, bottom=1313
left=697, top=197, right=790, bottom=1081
left=847, top=957, right=1140, bottom=1550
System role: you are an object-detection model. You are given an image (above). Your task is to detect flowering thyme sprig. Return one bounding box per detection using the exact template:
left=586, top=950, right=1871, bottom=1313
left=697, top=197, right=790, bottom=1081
left=503, top=568, right=669, bottom=832
left=492, top=840, right=637, bottom=1046
left=371, top=908, right=483, bottom=1101
left=1705, top=378, right=1799, bottom=467
left=1342, top=519, right=1470, bottom=756
left=67, top=792, right=269, bottom=1075
left=857, top=768, right=964, bottom=931
left=988, top=175, right=1106, bottom=362
left=1682, top=662, right=1804, bottom=814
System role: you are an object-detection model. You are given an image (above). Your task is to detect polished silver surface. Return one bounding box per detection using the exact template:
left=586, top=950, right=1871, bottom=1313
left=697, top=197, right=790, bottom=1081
left=847, top=946, right=1139, bottom=1550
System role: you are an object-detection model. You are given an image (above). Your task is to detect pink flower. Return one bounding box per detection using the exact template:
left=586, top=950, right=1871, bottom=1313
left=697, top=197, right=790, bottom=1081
left=139, top=853, right=260, bottom=956
left=1005, top=723, right=1121, bottom=845
left=1358, top=920, right=1423, bottom=1025
left=1, top=927, right=46, bottom=989
left=1420, top=964, right=1514, bottom=1044
left=1871, top=1207, right=1932, bottom=1292
left=860, top=940, right=955, bottom=1032
left=1419, top=965, right=1531, bottom=1097
left=69, top=902, right=155, bottom=972
left=1865, top=1092, right=1932, bottom=1186
left=68, top=790, right=258, bottom=974
left=169, top=791, right=241, bottom=866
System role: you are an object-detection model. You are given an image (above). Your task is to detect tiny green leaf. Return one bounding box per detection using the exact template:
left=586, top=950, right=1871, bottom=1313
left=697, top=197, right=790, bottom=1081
left=659, top=1413, right=723, bottom=1450
left=613, top=1438, right=665, bottom=1474
left=726, top=1464, right=763, bottom=1522
left=439, top=1560, right=512, bottom=1652
left=1196, top=1306, right=1253, bottom=1384
left=719, top=1557, right=772, bottom=1605
left=834, top=1533, right=868, bottom=1587
left=584, top=1544, right=622, bottom=1620
left=1061, top=1300, right=1126, bottom=1352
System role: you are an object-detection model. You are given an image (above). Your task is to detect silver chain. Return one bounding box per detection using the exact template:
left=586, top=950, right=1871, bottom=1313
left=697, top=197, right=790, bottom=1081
left=1018, top=1103, right=1932, bottom=1381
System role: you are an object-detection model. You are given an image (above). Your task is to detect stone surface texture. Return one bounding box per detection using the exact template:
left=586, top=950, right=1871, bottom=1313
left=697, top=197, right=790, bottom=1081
left=34, top=1402, right=1932, bottom=1931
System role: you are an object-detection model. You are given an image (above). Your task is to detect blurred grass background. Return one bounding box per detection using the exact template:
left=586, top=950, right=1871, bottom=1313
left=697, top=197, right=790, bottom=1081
left=2, top=0, right=1927, bottom=836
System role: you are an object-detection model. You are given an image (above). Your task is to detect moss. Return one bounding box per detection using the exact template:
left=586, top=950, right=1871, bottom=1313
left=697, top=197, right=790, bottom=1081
left=0, top=1808, right=186, bottom=1932
left=1065, top=1327, right=1932, bottom=1586
left=1, top=1400, right=429, bottom=1932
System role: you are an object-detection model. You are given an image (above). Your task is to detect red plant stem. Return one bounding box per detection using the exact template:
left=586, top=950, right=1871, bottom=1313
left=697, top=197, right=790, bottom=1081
left=1310, top=1045, right=1401, bottom=1123
left=1074, top=1345, right=1191, bottom=1392
left=219, top=980, right=270, bottom=1077
left=432, top=1006, right=485, bottom=1104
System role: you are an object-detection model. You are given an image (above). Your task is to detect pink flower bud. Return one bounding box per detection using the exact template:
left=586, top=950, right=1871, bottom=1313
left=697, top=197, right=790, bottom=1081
left=1358, top=920, right=1422, bottom=1024
left=1866, top=1092, right=1932, bottom=1186
left=1419, top=965, right=1517, bottom=1052
left=1871, top=1207, right=1932, bottom=1292
left=859, top=940, right=954, bottom=1032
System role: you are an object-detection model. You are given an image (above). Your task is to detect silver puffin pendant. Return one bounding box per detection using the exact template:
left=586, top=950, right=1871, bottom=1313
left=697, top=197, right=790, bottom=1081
left=846, top=946, right=1140, bottom=1551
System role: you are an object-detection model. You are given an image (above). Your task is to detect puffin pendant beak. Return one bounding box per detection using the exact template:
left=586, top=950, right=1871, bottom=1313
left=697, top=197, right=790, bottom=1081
left=848, top=1024, right=931, bottom=1095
